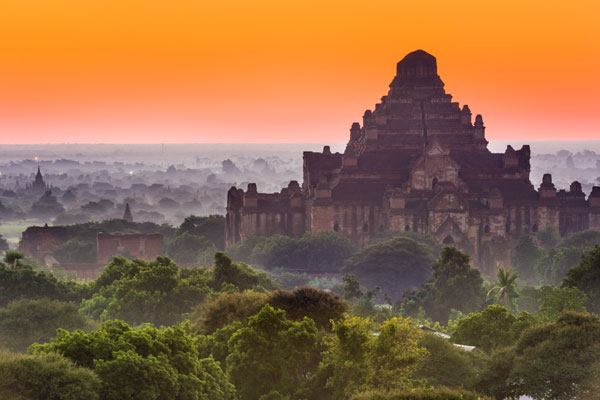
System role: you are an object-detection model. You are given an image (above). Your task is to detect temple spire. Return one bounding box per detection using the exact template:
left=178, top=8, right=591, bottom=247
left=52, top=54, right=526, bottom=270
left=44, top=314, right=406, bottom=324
left=123, top=203, right=133, bottom=223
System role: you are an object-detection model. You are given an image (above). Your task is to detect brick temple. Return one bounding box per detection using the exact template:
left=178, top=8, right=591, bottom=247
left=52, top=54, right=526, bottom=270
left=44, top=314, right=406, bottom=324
left=226, top=50, right=600, bottom=273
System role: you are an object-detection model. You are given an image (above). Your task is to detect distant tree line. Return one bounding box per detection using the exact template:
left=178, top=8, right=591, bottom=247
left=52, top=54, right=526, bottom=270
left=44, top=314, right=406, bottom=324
left=1, top=226, right=600, bottom=399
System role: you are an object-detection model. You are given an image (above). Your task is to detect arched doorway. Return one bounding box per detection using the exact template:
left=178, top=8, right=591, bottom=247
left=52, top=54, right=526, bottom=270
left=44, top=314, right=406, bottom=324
left=443, top=235, right=455, bottom=246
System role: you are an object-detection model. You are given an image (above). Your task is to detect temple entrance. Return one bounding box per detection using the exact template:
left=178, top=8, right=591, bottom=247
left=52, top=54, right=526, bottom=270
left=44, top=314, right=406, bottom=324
left=443, top=235, right=455, bottom=246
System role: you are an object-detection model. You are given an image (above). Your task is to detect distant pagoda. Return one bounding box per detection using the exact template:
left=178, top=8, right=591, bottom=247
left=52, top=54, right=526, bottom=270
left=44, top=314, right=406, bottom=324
left=123, top=203, right=134, bottom=223
left=26, top=167, right=50, bottom=192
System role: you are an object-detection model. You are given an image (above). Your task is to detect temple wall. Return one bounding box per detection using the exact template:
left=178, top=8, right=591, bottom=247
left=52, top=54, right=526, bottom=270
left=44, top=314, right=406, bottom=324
left=589, top=212, right=600, bottom=230
left=20, top=226, right=72, bottom=263
left=310, top=205, right=334, bottom=233
left=536, top=206, right=560, bottom=231
left=96, top=233, right=163, bottom=265
left=239, top=210, right=305, bottom=241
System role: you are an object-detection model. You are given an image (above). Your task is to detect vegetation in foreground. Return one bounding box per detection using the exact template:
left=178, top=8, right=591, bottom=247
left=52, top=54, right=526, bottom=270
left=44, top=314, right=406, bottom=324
left=1, top=227, right=600, bottom=399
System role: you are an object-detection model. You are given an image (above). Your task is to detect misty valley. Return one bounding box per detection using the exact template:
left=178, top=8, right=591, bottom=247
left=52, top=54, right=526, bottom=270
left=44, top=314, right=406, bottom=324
left=0, top=141, right=599, bottom=400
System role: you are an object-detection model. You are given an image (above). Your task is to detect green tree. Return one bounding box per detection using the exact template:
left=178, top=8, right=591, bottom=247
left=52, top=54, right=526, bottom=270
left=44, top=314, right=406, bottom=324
left=538, top=286, right=587, bottom=321
left=536, top=246, right=584, bottom=285
left=0, top=351, right=101, bottom=400
left=175, top=215, right=226, bottom=250
left=510, top=312, right=600, bottom=400
left=3, top=250, right=24, bottom=267
left=322, top=316, right=426, bottom=400
left=196, top=322, right=242, bottom=369
left=343, top=274, right=364, bottom=301
left=211, top=252, right=275, bottom=292
left=229, top=232, right=355, bottom=272
left=343, top=237, right=435, bottom=301
left=296, top=232, right=356, bottom=272
left=474, top=347, right=517, bottom=400
left=192, top=291, right=269, bottom=334
left=559, top=229, right=600, bottom=248
left=536, top=226, right=560, bottom=249
left=0, top=256, right=87, bottom=307
left=511, top=235, right=542, bottom=284
left=451, top=305, right=538, bottom=353
left=350, top=387, right=492, bottom=400
left=516, top=285, right=542, bottom=313
left=486, top=267, right=519, bottom=312
left=226, top=305, right=320, bottom=400
left=406, top=247, right=484, bottom=323
left=31, top=320, right=235, bottom=400
left=166, top=232, right=215, bottom=265
left=81, top=256, right=213, bottom=326
left=250, top=234, right=299, bottom=268
left=53, top=239, right=96, bottom=263
left=562, top=245, right=600, bottom=314
left=268, top=286, right=348, bottom=330
left=0, top=299, right=95, bottom=353
left=368, top=231, right=443, bottom=256
left=414, top=333, right=486, bottom=390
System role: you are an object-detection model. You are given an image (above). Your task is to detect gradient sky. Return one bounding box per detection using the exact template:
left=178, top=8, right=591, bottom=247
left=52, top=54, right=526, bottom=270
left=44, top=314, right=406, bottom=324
left=0, top=0, right=598, bottom=144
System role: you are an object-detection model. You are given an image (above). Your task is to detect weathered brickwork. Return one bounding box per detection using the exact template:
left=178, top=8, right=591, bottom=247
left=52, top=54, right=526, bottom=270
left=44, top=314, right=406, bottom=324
left=96, top=233, right=163, bottom=264
left=20, top=225, right=72, bottom=263
left=226, top=50, right=600, bottom=274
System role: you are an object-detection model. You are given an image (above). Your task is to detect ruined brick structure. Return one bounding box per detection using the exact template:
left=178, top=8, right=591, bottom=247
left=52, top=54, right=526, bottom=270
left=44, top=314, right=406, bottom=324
left=20, top=224, right=72, bottom=263
left=96, top=233, right=163, bottom=264
left=226, top=50, right=600, bottom=274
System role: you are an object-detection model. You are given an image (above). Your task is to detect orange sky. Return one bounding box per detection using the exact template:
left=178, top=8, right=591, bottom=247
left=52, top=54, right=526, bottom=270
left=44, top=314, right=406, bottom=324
left=0, top=0, right=598, bottom=144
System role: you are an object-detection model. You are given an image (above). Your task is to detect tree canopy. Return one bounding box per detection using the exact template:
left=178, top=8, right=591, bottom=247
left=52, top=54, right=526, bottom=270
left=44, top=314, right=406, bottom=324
left=31, top=320, right=235, bottom=400
left=0, top=298, right=95, bottom=353
left=226, top=305, right=320, bottom=400
left=343, top=237, right=435, bottom=301
left=227, top=232, right=356, bottom=272
left=562, top=245, right=600, bottom=314
left=402, top=247, right=485, bottom=323
left=81, top=256, right=213, bottom=326
left=451, top=305, right=538, bottom=353
left=511, top=235, right=542, bottom=284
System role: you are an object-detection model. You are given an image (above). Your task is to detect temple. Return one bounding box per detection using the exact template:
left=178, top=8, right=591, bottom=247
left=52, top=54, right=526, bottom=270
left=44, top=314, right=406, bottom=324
left=226, top=50, right=600, bottom=273
left=26, top=167, right=50, bottom=192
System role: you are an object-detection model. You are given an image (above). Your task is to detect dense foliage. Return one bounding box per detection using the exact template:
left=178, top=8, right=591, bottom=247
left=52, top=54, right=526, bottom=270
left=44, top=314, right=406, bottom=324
left=193, top=286, right=347, bottom=333
left=0, top=351, right=101, bottom=400
left=350, top=387, right=492, bottom=400
left=0, top=260, right=87, bottom=307
left=343, top=237, right=435, bottom=301
left=165, top=215, right=225, bottom=265
left=81, top=256, right=213, bottom=326
left=450, top=305, right=538, bottom=353
left=322, top=316, right=427, bottom=399
left=401, top=247, right=485, bottom=323
left=511, top=235, right=543, bottom=284
left=31, top=320, right=235, bottom=400
left=53, top=239, right=97, bottom=263
left=226, top=305, right=320, bottom=400
left=0, top=298, right=95, bottom=352
left=562, top=245, right=600, bottom=314
left=2, top=226, right=600, bottom=400
left=227, top=232, right=356, bottom=272
left=81, top=253, right=275, bottom=327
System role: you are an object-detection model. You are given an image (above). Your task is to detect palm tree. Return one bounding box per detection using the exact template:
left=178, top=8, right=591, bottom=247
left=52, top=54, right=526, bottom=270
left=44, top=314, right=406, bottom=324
left=2, top=250, right=24, bottom=268
left=487, top=267, right=520, bottom=312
